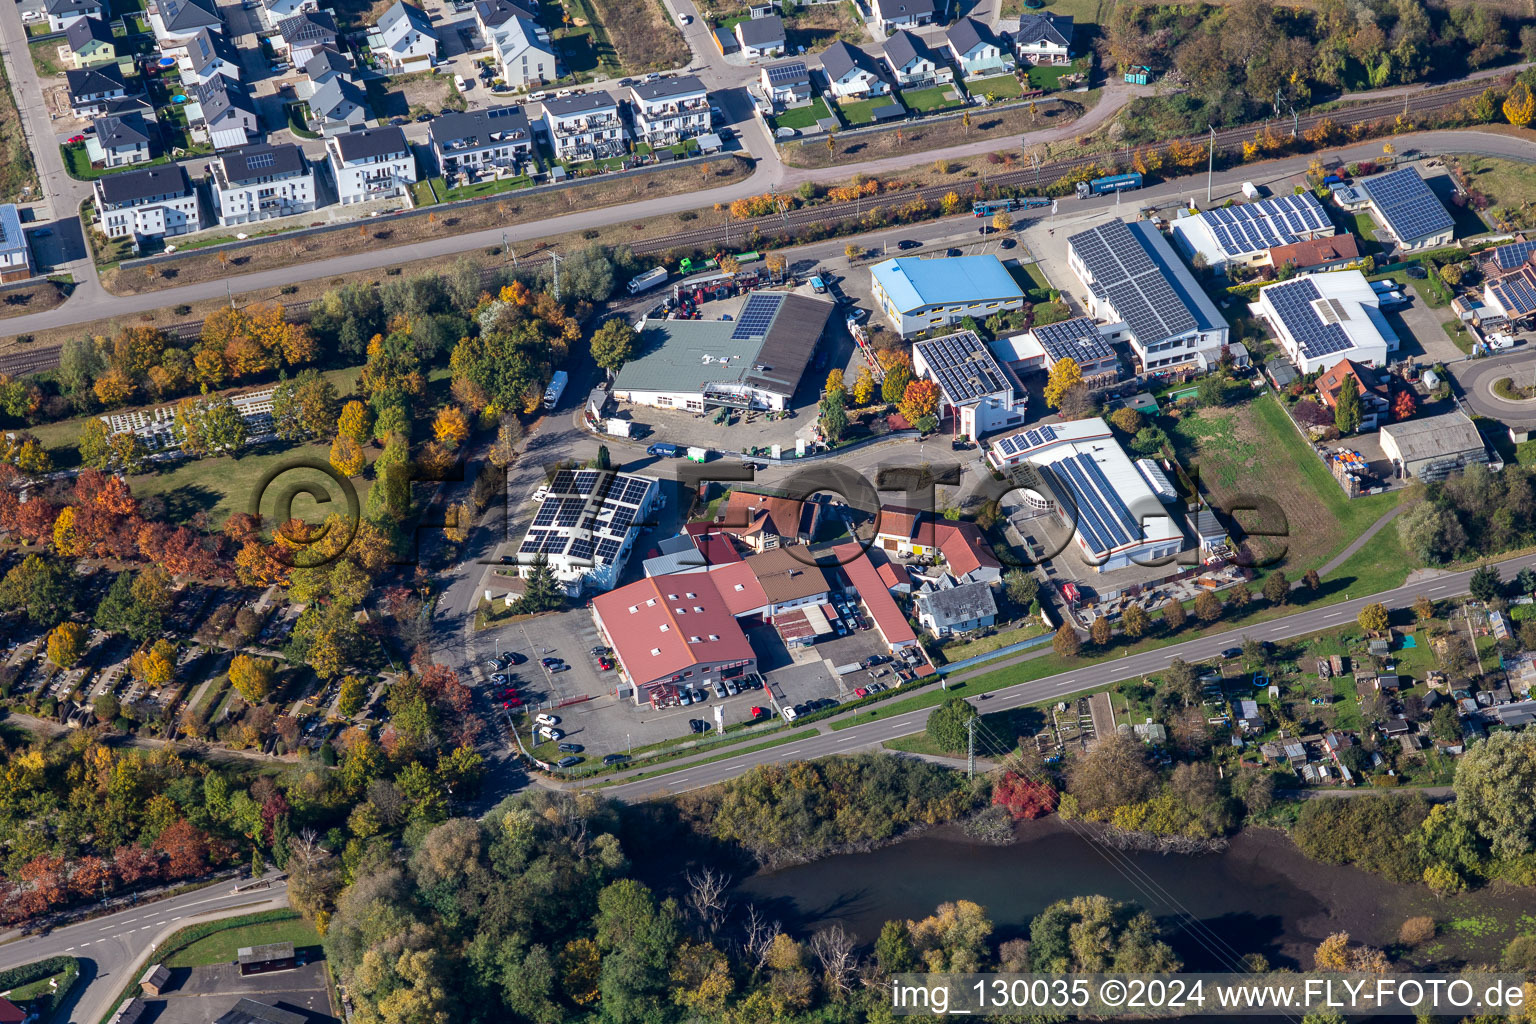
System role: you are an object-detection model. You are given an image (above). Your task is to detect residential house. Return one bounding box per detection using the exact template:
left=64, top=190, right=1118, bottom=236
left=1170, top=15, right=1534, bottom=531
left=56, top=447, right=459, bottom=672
left=275, top=10, right=338, bottom=67
left=1267, top=233, right=1361, bottom=274
left=759, top=59, right=811, bottom=108
left=870, top=0, right=934, bottom=34
left=93, top=164, right=202, bottom=242
left=874, top=505, right=1002, bottom=584
left=148, top=0, right=223, bottom=46
left=913, top=575, right=997, bottom=637
left=45, top=0, right=101, bottom=33
left=714, top=490, right=819, bottom=553
left=190, top=77, right=259, bottom=150
left=0, top=205, right=35, bottom=283
left=430, top=105, right=533, bottom=177
left=946, top=17, right=1011, bottom=78
left=627, top=75, right=710, bottom=146
left=1012, top=11, right=1072, bottom=64
left=820, top=41, right=890, bottom=99
left=480, top=6, right=555, bottom=89
left=540, top=91, right=624, bottom=162
left=257, top=0, right=316, bottom=31
left=327, top=125, right=416, bottom=204
left=180, top=28, right=241, bottom=86
left=370, top=0, right=437, bottom=74
left=86, top=112, right=155, bottom=167
left=734, top=15, right=785, bottom=58
left=65, top=16, right=117, bottom=69
left=301, top=47, right=353, bottom=91
left=882, top=30, right=951, bottom=87
left=211, top=143, right=316, bottom=225
left=309, top=76, right=370, bottom=134
left=66, top=64, right=133, bottom=117
left=1315, top=358, right=1389, bottom=433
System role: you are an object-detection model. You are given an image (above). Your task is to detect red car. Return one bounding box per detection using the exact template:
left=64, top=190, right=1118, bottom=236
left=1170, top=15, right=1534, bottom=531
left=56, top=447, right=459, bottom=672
left=749, top=706, right=768, bottom=719
left=68, top=135, right=85, bottom=144
left=502, top=698, right=522, bottom=708
left=854, top=687, right=868, bottom=698
left=597, top=656, right=615, bottom=670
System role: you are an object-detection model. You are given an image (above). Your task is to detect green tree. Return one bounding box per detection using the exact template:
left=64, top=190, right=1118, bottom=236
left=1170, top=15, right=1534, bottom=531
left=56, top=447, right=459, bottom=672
left=1121, top=604, right=1149, bottom=638
left=1469, top=563, right=1504, bottom=603
left=881, top=362, right=912, bottom=405
left=175, top=394, right=248, bottom=458
left=515, top=551, right=564, bottom=614
left=1131, top=426, right=1169, bottom=456
left=93, top=570, right=164, bottom=644
left=1163, top=658, right=1199, bottom=706
left=594, top=879, right=681, bottom=1024
left=1029, top=894, right=1180, bottom=973
left=271, top=369, right=340, bottom=441
left=874, top=919, right=916, bottom=976
left=1453, top=729, right=1536, bottom=859
left=925, top=697, right=978, bottom=754
left=1357, top=602, right=1389, bottom=634
left=1262, top=570, right=1290, bottom=605
left=1334, top=374, right=1362, bottom=435
left=590, top=319, right=639, bottom=374
left=78, top=417, right=111, bottom=469
left=1197, top=374, right=1232, bottom=407
left=338, top=675, right=368, bottom=717
left=1003, top=569, right=1038, bottom=607
left=820, top=389, right=849, bottom=443
left=0, top=554, right=76, bottom=627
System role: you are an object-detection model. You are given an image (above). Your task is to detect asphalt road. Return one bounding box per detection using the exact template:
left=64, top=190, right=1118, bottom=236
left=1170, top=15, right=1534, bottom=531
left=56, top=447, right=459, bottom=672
left=598, top=548, right=1536, bottom=801
left=0, top=876, right=290, bottom=1024
left=1451, top=348, right=1536, bottom=436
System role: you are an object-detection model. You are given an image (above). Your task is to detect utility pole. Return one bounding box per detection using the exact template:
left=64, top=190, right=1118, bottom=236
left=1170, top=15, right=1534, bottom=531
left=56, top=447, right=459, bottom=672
left=1206, top=124, right=1216, bottom=204
left=966, top=716, right=977, bottom=779
left=550, top=252, right=563, bottom=301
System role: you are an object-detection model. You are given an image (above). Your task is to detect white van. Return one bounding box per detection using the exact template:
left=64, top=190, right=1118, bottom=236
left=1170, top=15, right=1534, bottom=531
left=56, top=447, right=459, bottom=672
left=454, top=74, right=469, bottom=92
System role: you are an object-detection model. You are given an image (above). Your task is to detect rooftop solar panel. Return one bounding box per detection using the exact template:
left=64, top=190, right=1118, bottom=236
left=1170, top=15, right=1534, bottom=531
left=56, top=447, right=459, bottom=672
left=550, top=470, right=576, bottom=494
left=1039, top=425, right=1056, bottom=442
left=1492, top=272, right=1536, bottom=317
left=568, top=537, right=594, bottom=562
left=731, top=293, right=784, bottom=339
left=1360, top=168, right=1454, bottom=245
left=1068, top=220, right=1202, bottom=347
left=1493, top=239, right=1536, bottom=272
left=595, top=537, right=623, bottom=563
left=765, top=60, right=806, bottom=84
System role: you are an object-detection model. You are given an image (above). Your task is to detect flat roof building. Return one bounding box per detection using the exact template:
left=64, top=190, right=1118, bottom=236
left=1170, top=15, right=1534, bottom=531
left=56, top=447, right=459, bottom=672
left=1028, top=315, right=1120, bottom=380
left=237, top=942, right=296, bottom=975
left=1357, top=167, right=1454, bottom=252
left=1169, top=192, right=1335, bottom=272
left=1066, top=218, right=1228, bottom=376
left=1255, top=270, right=1397, bottom=374
left=987, top=417, right=1182, bottom=572
left=1379, top=410, right=1489, bottom=482
left=213, top=1001, right=306, bottom=1024
left=911, top=329, right=1026, bottom=439
left=612, top=292, right=833, bottom=412
left=592, top=573, right=756, bottom=705
left=870, top=254, right=1025, bottom=337
left=514, top=468, right=659, bottom=594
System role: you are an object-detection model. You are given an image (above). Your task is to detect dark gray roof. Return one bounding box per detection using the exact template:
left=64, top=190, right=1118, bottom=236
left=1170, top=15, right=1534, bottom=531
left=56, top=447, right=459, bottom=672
left=220, top=142, right=305, bottom=182
left=212, top=1000, right=307, bottom=1024
left=311, top=76, right=367, bottom=118
left=278, top=9, right=337, bottom=44
left=734, top=14, right=783, bottom=46
left=157, top=0, right=221, bottom=32
left=66, top=15, right=112, bottom=50
left=67, top=63, right=125, bottom=98
left=377, top=0, right=432, bottom=37
left=873, top=0, right=933, bottom=21
left=1015, top=11, right=1072, bottom=47
left=820, top=40, right=877, bottom=82
left=746, top=292, right=834, bottom=395
left=303, top=46, right=352, bottom=77
left=474, top=0, right=536, bottom=26
left=96, top=163, right=191, bottom=205
left=762, top=58, right=808, bottom=87
left=947, top=16, right=996, bottom=56
left=187, top=27, right=240, bottom=71
left=915, top=580, right=997, bottom=629
left=541, top=90, right=616, bottom=117
left=1067, top=219, right=1222, bottom=345
left=46, top=0, right=97, bottom=16
left=430, top=104, right=531, bottom=149
left=332, top=124, right=408, bottom=161
left=93, top=111, right=153, bottom=148
left=629, top=74, right=705, bottom=101
left=195, top=77, right=255, bottom=121
left=882, top=29, right=925, bottom=70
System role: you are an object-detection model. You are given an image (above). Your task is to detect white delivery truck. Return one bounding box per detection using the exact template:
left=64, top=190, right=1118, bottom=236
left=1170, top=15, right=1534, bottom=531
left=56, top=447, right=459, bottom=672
left=627, top=267, right=668, bottom=295
left=1241, top=181, right=1261, bottom=200
left=686, top=446, right=708, bottom=463
left=543, top=370, right=568, bottom=410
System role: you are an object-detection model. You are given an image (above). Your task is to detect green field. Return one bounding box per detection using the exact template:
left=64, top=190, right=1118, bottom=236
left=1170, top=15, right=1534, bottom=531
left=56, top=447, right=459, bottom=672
left=968, top=74, right=1023, bottom=100
left=1026, top=58, right=1087, bottom=91
left=1456, top=153, right=1536, bottom=232
left=900, top=85, right=964, bottom=112
left=769, top=97, right=831, bottom=131
left=164, top=915, right=320, bottom=968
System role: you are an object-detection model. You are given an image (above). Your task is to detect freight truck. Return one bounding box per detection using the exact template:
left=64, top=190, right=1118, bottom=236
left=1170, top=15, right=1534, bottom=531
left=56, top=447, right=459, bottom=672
left=1075, top=172, right=1144, bottom=198
left=543, top=371, right=568, bottom=410
left=627, top=267, right=667, bottom=295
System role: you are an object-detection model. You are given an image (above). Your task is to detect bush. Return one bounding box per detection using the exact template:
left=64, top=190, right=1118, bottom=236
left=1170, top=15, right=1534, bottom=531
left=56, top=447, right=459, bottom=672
left=0, top=956, right=75, bottom=992
left=1399, top=916, right=1435, bottom=946
left=173, top=304, right=192, bottom=315
left=280, top=285, right=298, bottom=295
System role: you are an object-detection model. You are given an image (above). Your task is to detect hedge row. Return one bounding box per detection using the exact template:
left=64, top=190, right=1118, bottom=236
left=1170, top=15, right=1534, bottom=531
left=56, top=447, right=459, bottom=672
left=0, top=956, right=74, bottom=992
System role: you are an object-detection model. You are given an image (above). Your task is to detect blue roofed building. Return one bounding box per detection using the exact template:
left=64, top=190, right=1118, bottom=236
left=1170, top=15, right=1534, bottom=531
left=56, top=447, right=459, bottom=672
left=870, top=254, right=1025, bottom=337
left=1356, top=167, right=1454, bottom=253
left=0, top=204, right=34, bottom=283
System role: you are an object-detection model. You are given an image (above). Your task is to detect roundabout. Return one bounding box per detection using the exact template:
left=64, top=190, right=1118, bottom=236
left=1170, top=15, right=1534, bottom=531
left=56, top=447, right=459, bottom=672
left=1453, top=348, right=1536, bottom=440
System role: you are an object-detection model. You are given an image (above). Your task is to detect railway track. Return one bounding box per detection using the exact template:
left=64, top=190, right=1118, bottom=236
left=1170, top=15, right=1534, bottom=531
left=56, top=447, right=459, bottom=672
left=0, top=74, right=1506, bottom=381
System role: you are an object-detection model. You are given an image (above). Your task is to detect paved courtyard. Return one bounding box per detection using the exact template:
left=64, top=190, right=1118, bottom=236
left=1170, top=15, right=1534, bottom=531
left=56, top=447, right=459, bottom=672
left=139, top=962, right=336, bottom=1024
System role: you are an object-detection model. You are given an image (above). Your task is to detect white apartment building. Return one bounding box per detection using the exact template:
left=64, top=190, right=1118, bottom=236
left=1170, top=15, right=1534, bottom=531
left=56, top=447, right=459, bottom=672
left=211, top=143, right=317, bottom=225
left=94, top=165, right=202, bottom=242
left=627, top=75, right=710, bottom=146
left=326, top=125, right=416, bottom=204
left=541, top=91, right=623, bottom=161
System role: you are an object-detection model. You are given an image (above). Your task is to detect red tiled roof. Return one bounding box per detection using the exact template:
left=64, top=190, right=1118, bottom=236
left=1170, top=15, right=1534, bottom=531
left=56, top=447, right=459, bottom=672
left=834, top=542, right=916, bottom=647
left=0, top=999, right=24, bottom=1024
left=692, top=532, right=742, bottom=566
left=708, top=560, right=769, bottom=616
left=592, top=575, right=755, bottom=687
left=1316, top=358, right=1384, bottom=409
left=718, top=490, right=810, bottom=542
left=876, top=559, right=909, bottom=589
left=1268, top=232, right=1359, bottom=270
left=874, top=505, right=999, bottom=576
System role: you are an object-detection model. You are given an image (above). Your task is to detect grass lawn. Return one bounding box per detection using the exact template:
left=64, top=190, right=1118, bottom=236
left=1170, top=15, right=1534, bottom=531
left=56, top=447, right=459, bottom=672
left=933, top=621, right=1047, bottom=665
left=900, top=85, right=965, bottom=113
left=1026, top=59, right=1086, bottom=91
left=968, top=73, right=1023, bottom=100
left=165, top=916, right=321, bottom=968
left=29, top=38, right=65, bottom=77
left=1455, top=153, right=1536, bottom=232
left=433, top=173, right=534, bottom=201
left=769, top=97, right=831, bottom=132
left=7, top=962, right=77, bottom=1003
left=1349, top=211, right=1379, bottom=243
left=1164, top=392, right=1403, bottom=578
left=836, top=97, right=891, bottom=125
left=1017, top=260, right=1053, bottom=298
left=1001, top=0, right=1103, bottom=21
left=62, top=142, right=173, bottom=180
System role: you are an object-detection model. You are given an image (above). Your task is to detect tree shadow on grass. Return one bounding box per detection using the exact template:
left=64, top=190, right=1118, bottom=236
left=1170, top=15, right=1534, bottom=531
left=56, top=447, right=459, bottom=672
left=157, top=484, right=221, bottom=522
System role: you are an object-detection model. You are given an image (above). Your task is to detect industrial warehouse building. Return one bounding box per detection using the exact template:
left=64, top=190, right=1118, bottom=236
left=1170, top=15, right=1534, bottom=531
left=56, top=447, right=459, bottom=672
left=1355, top=167, right=1455, bottom=253
left=611, top=292, right=834, bottom=412
left=513, top=469, right=660, bottom=594
left=1170, top=191, right=1337, bottom=273
left=870, top=254, right=1025, bottom=337
left=911, top=329, right=1027, bottom=439
left=1066, top=219, right=1228, bottom=377
left=987, top=418, right=1182, bottom=572
left=1255, top=270, right=1398, bottom=374
left=1379, top=410, right=1490, bottom=482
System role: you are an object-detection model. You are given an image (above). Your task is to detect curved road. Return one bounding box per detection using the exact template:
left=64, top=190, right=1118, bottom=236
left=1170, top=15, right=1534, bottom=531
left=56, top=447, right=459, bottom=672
left=1452, top=348, right=1536, bottom=437
left=0, top=877, right=290, bottom=1024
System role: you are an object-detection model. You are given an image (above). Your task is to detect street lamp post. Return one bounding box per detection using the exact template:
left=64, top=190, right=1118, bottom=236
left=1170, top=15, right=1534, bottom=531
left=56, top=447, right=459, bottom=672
left=1206, top=124, right=1216, bottom=204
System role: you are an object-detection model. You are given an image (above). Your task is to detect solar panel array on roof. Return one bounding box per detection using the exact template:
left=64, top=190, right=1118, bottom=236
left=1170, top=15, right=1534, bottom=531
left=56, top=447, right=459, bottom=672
left=765, top=60, right=807, bottom=84
left=1492, top=272, right=1536, bottom=318
left=1360, top=168, right=1454, bottom=243
left=995, top=423, right=1059, bottom=460
left=1200, top=193, right=1328, bottom=257
left=731, top=293, right=784, bottom=339
left=1053, top=453, right=1142, bottom=557
left=519, top=470, right=658, bottom=572
left=244, top=150, right=275, bottom=169
left=1033, top=316, right=1114, bottom=364
left=913, top=331, right=1011, bottom=403
left=1493, top=239, right=1536, bottom=272
left=1266, top=277, right=1353, bottom=360
left=1069, top=220, right=1198, bottom=346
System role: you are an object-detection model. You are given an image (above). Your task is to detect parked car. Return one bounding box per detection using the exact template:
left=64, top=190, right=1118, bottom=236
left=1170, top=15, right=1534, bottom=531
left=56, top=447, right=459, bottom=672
left=503, top=652, right=526, bottom=665
left=712, top=682, right=728, bottom=699
left=558, top=742, right=584, bottom=753
left=1221, top=647, right=1243, bottom=659
left=724, top=680, right=739, bottom=696
left=781, top=705, right=799, bottom=722
left=999, top=238, right=1016, bottom=250
left=679, top=690, right=695, bottom=705
left=598, top=656, right=615, bottom=670
left=491, top=673, right=508, bottom=684
left=854, top=687, right=868, bottom=697
left=679, top=12, right=692, bottom=23
left=535, top=713, right=560, bottom=727
left=897, top=239, right=921, bottom=250
left=590, top=646, right=610, bottom=657
left=538, top=726, right=565, bottom=741
left=689, top=719, right=708, bottom=733
left=540, top=657, right=562, bottom=668
left=603, top=753, right=628, bottom=764
left=556, top=755, right=582, bottom=767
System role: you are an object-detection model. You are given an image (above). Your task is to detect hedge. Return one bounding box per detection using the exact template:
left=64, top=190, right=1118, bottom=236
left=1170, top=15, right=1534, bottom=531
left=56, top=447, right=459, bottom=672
left=0, top=956, right=81, bottom=1020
